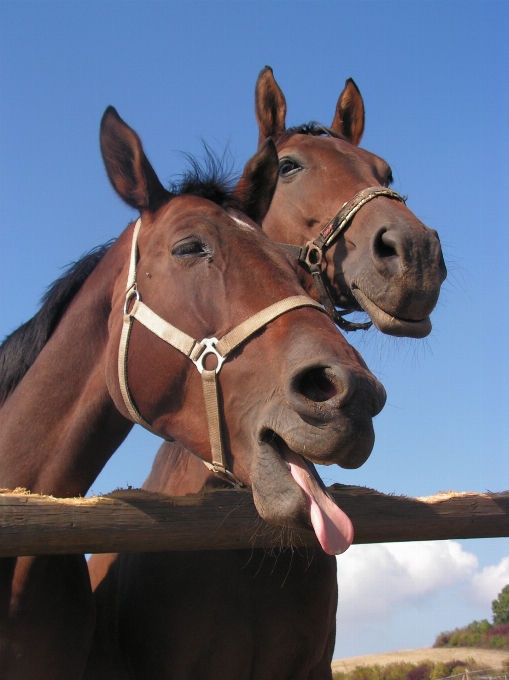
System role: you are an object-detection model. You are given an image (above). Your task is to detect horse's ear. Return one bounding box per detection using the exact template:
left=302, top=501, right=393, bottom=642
left=331, top=78, right=365, bottom=146
left=234, top=138, right=279, bottom=225
left=100, top=106, right=170, bottom=211
left=255, top=66, right=287, bottom=148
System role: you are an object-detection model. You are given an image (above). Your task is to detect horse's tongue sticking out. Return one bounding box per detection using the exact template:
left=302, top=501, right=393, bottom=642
left=283, top=450, right=354, bottom=555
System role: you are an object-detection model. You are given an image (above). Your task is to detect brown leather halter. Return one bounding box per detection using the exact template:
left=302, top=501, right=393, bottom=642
left=281, top=185, right=406, bottom=331
left=118, top=218, right=328, bottom=487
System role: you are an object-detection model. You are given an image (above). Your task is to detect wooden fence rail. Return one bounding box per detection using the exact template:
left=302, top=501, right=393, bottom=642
left=0, top=486, right=507, bottom=557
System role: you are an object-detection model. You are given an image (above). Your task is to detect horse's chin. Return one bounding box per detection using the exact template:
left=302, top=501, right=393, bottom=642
left=351, top=287, right=432, bottom=338
left=251, top=437, right=354, bottom=556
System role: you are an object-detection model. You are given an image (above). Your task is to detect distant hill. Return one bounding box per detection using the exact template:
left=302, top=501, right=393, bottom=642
left=333, top=586, right=509, bottom=679
left=331, top=646, right=509, bottom=679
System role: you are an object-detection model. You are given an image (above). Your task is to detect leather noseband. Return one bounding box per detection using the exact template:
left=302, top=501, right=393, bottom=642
left=280, top=185, right=406, bottom=331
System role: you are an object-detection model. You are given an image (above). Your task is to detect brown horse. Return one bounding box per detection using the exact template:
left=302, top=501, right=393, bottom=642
left=85, top=69, right=447, bottom=679
left=0, top=106, right=385, bottom=679
left=251, top=67, right=446, bottom=337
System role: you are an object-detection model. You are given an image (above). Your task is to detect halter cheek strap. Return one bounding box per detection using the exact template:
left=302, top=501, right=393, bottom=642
left=118, top=218, right=328, bottom=487
left=281, top=186, right=406, bottom=332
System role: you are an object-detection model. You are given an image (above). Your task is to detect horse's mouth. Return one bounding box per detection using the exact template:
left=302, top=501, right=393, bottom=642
left=252, top=433, right=354, bottom=556
left=351, top=286, right=432, bottom=338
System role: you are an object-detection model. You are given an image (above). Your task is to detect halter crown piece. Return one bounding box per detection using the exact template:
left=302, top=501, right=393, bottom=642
left=280, top=185, right=406, bottom=332
left=118, top=218, right=328, bottom=487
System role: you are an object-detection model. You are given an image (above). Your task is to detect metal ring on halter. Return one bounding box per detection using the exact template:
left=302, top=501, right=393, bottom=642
left=191, top=338, right=226, bottom=375
left=211, top=467, right=244, bottom=488
left=123, top=286, right=140, bottom=315
left=304, top=242, right=323, bottom=268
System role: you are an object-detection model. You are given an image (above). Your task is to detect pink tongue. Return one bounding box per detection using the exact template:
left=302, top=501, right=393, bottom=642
left=284, top=450, right=354, bottom=555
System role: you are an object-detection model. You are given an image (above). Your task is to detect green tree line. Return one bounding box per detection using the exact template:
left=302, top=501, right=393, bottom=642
left=434, top=585, right=509, bottom=651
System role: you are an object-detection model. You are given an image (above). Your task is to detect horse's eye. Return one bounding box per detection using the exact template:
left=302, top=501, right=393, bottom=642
left=172, top=240, right=210, bottom=258
left=278, top=159, right=302, bottom=178
left=386, top=170, right=394, bottom=186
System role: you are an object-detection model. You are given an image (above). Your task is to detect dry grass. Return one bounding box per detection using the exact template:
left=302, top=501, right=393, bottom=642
left=332, top=646, right=509, bottom=674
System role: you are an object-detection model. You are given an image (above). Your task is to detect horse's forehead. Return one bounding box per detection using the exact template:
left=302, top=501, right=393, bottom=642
left=279, top=134, right=385, bottom=169
left=229, top=213, right=256, bottom=232
left=277, top=134, right=344, bottom=157
left=160, top=194, right=225, bottom=220
left=148, top=198, right=268, bottom=256
left=153, top=196, right=230, bottom=236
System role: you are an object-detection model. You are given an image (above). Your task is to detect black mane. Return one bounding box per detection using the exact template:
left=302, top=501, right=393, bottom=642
left=275, top=121, right=347, bottom=148
left=0, top=243, right=113, bottom=405
left=170, top=146, right=243, bottom=211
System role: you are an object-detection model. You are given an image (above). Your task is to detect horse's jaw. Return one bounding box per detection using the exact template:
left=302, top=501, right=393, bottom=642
left=250, top=439, right=353, bottom=556
left=351, top=287, right=432, bottom=338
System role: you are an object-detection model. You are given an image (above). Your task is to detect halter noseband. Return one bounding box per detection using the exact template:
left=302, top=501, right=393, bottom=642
left=118, top=218, right=328, bottom=488
left=280, top=185, right=406, bottom=331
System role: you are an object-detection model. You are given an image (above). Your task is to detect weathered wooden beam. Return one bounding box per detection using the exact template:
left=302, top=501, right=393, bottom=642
left=0, top=486, right=507, bottom=557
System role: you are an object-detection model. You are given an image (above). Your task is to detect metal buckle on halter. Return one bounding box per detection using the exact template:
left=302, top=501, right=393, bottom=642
left=212, top=466, right=245, bottom=489
left=303, top=241, right=323, bottom=268
left=191, top=338, right=226, bottom=375
left=123, top=285, right=140, bottom=315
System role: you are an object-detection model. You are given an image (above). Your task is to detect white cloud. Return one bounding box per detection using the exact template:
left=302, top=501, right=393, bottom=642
left=468, top=555, right=509, bottom=607
left=336, top=541, right=478, bottom=623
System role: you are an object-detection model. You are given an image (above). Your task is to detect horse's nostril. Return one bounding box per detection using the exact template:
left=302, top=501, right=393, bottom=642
left=374, top=229, right=398, bottom=259
left=298, top=367, right=338, bottom=403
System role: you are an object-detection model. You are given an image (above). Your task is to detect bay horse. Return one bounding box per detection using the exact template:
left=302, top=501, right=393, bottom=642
left=85, top=446, right=340, bottom=680
left=85, top=69, right=447, bottom=679
left=0, top=106, right=385, bottom=679
left=251, top=67, right=446, bottom=337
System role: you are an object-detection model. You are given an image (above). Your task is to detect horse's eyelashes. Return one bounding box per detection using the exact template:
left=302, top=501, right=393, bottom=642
left=172, top=239, right=211, bottom=259
left=278, top=159, right=302, bottom=178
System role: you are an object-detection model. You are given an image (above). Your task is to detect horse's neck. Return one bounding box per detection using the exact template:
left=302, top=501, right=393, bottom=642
left=143, top=442, right=218, bottom=497
left=0, top=249, right=132, bottom=497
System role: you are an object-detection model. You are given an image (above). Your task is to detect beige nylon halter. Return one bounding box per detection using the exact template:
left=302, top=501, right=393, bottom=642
left=118, top=218, right=328, bottom=487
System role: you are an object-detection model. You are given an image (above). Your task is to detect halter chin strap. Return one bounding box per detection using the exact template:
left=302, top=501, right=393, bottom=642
left=118, top=218, right=328, bottom=488
left=280, top=186, right=406, bottom=332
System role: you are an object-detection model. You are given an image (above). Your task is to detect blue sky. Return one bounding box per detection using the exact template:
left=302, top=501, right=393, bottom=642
left=0, top=0, right=508, bottom=659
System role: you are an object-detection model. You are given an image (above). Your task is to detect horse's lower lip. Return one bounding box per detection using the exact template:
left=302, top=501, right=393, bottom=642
left=351, top=287, right=432, bottom=338
left=270, top=434, right=316, bottom=475
left=264, top=430, right=329, bottom=466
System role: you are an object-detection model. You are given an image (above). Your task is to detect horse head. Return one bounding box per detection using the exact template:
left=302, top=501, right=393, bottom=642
left=100, top=107, right=386, bottom=552
left=251, top=67, right=447, bottom=338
